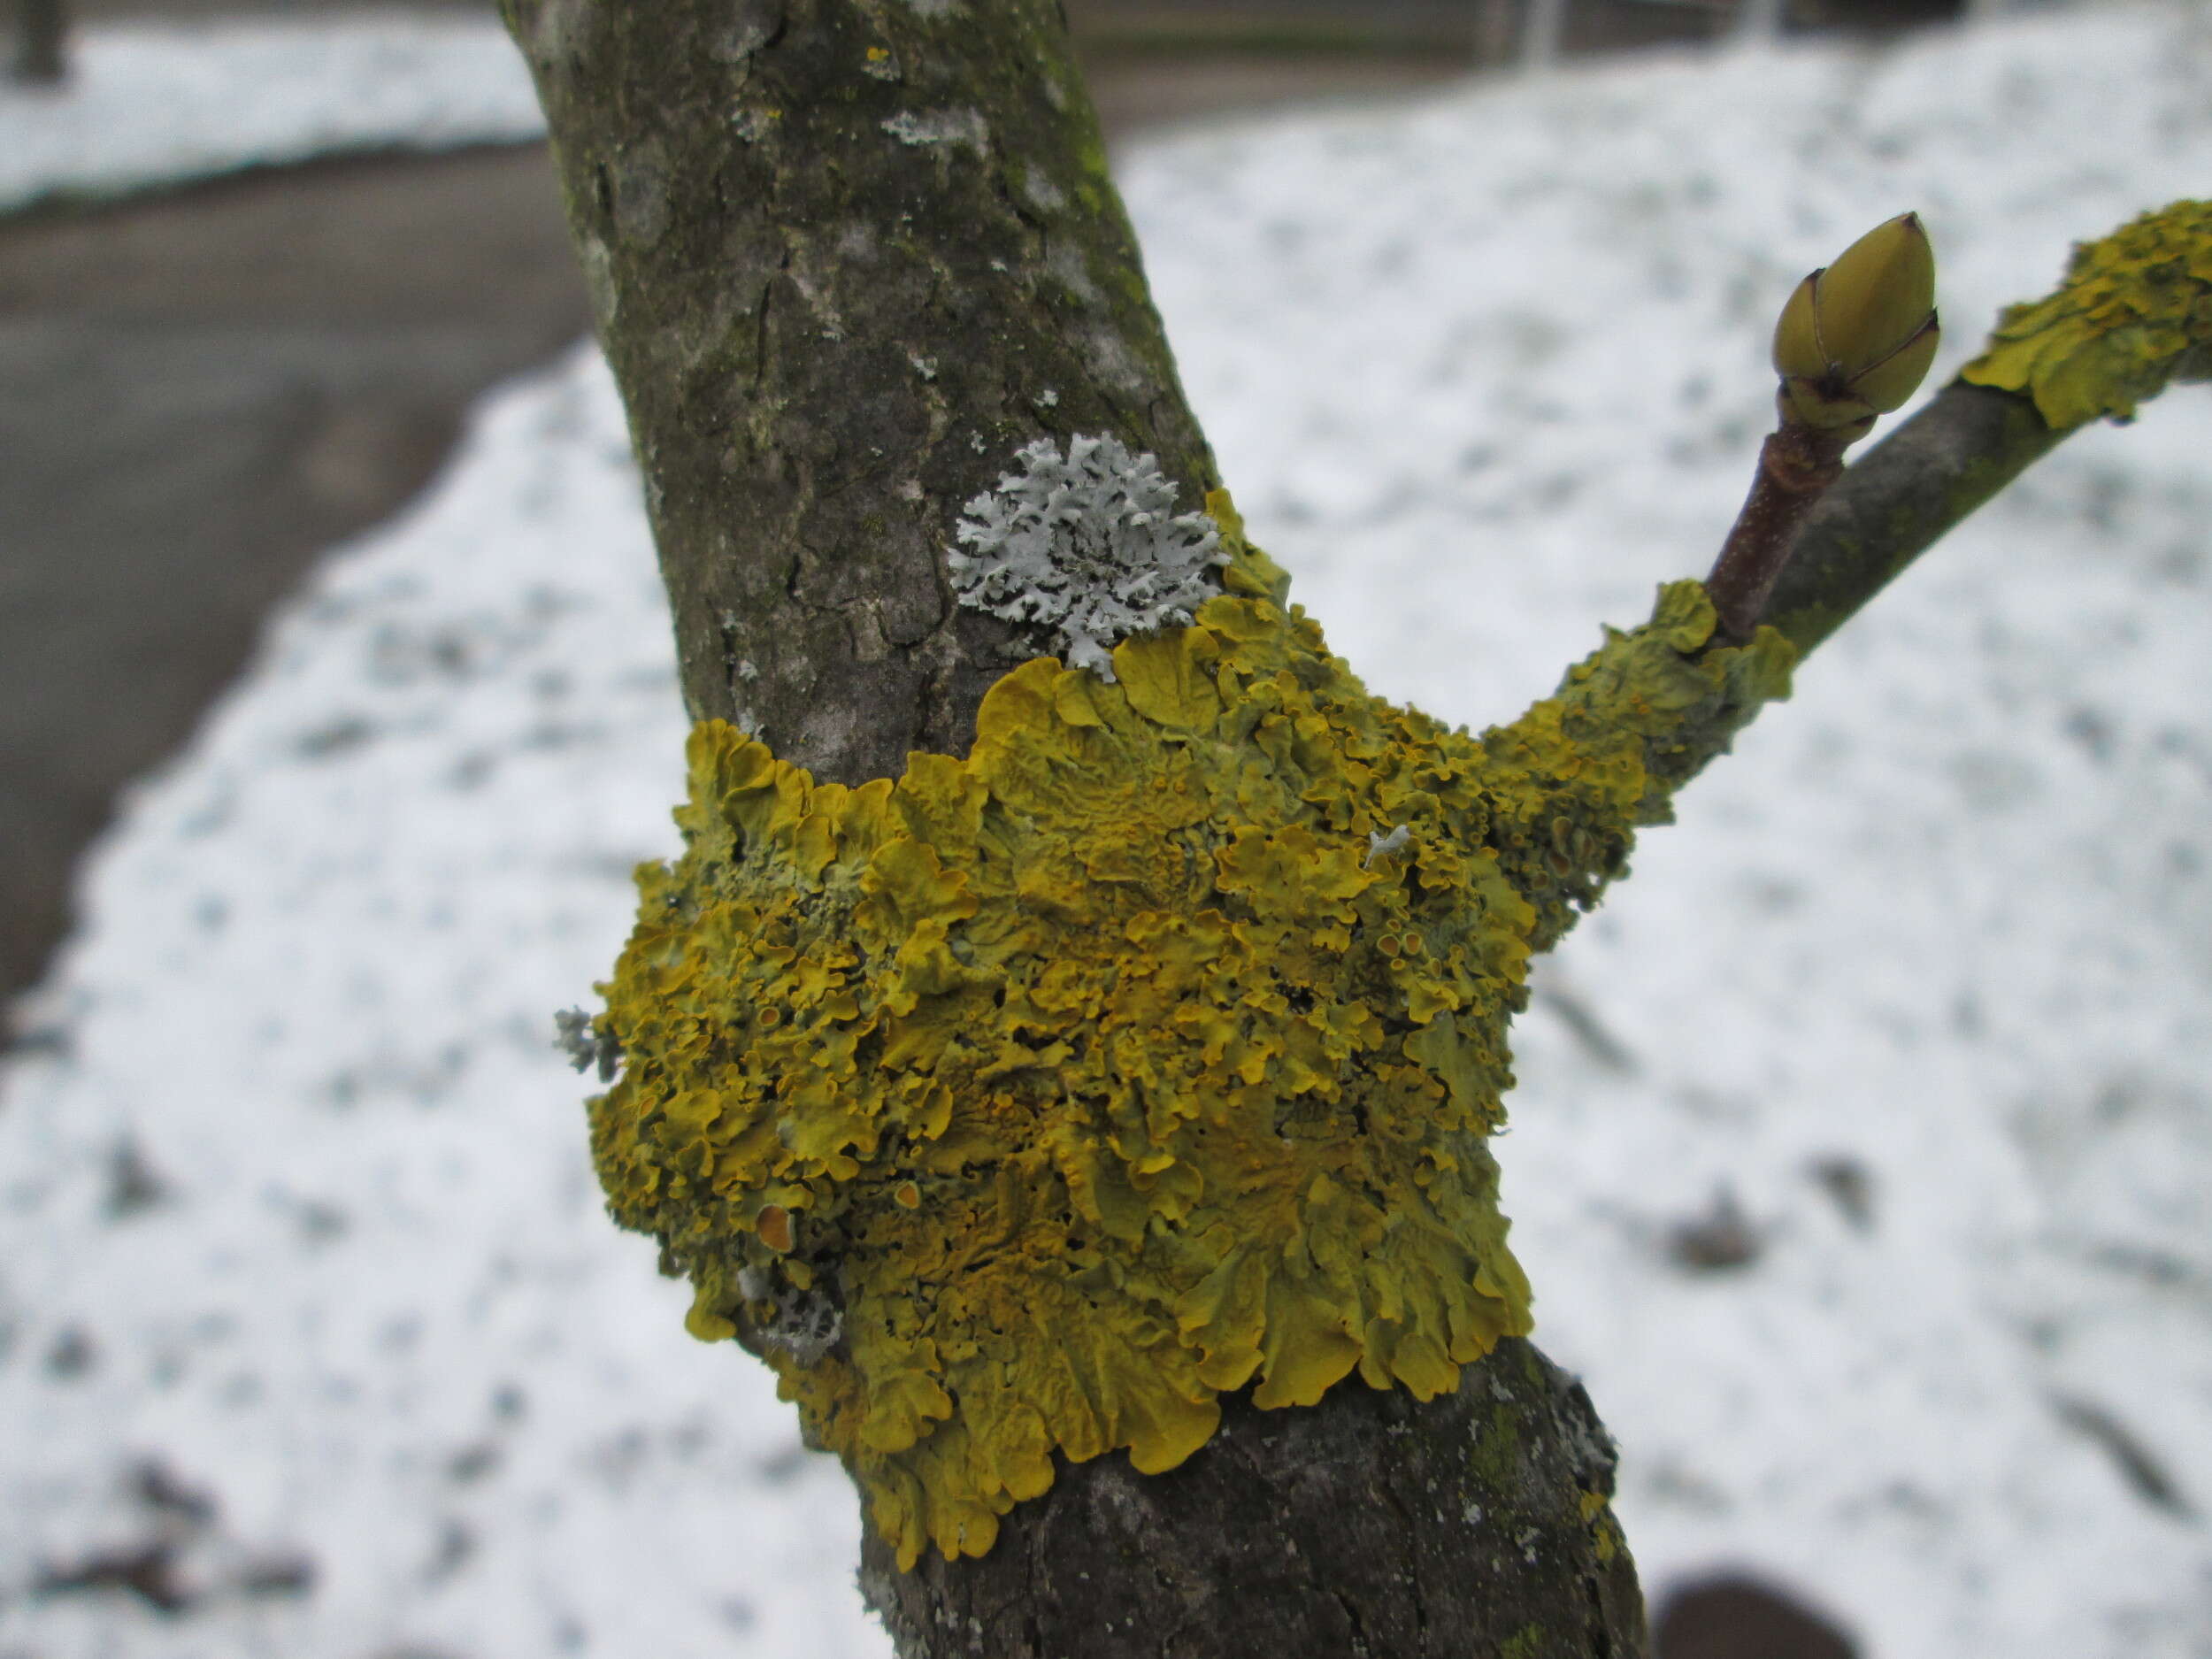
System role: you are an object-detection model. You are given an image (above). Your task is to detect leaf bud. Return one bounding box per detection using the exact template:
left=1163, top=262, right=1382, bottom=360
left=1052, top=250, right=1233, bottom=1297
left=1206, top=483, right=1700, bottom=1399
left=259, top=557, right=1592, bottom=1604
left=1771, top=212, right=1940, bottom=435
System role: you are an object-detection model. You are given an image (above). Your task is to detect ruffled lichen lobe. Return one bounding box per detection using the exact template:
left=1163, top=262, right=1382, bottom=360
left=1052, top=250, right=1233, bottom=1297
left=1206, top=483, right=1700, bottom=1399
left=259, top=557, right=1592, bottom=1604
left=588, top=498, right=1792, bottom=1569
left=1962, top=197, right=2212, bottom=428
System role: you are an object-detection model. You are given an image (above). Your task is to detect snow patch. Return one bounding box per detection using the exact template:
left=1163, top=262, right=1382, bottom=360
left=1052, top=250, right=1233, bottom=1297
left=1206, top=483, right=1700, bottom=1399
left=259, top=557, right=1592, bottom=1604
left=0, top=15, right=546, bottom=212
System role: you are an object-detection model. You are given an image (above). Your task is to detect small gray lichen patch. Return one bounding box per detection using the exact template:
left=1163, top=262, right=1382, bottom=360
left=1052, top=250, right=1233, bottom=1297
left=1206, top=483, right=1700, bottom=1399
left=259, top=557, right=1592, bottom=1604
left=554, top=1007, right=619, bottom=1083
left=578, top=234, right=618, bottom=330
left=729, top=107, right=778, bottom=143
left=1365, top=825, right=1412, bottom=867
left=610, top=143, right=672, bottom=248
left=1047, top=239, right=1101, bottom=304
left=1022, top=165, right=1068, bottom=213
left=736, top=1265, right=842, bottom=1367
left=880, top=109, right=988, bottom=155
left=947, top=434, right=1225, bottom=681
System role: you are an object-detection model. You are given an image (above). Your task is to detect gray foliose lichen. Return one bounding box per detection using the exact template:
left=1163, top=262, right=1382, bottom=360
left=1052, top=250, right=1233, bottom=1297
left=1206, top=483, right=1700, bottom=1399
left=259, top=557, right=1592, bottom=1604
left=947, top=433, right=1225, bottom=680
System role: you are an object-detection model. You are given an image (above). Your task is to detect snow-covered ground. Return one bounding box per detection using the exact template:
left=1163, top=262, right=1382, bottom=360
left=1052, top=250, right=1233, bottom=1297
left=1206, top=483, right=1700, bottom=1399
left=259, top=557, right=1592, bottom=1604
left=5, top=4, right=2212, bottom=1656
left=0, top=13, right=544, bottom=213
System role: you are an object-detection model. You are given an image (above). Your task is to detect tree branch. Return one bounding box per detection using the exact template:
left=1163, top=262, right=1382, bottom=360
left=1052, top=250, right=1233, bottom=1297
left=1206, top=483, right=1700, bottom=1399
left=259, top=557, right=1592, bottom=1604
left=1756, top=380, right=2063, bottom=655
left=1763, top=196, right=2212, bottom=656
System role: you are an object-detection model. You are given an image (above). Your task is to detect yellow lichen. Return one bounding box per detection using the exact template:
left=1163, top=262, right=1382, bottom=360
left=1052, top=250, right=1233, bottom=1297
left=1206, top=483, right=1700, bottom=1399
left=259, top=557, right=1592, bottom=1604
left=1580, top=1490, right=1622, bottom=1565
left=1961, top=198, right=2212, bottom=429
left=588, top=496, right=1792, bottom=1569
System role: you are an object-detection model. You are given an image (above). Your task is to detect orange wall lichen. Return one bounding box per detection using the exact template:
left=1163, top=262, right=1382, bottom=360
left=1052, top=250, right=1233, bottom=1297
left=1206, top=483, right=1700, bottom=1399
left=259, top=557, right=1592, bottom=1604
left=588, top=497, right=1793, bottom=1569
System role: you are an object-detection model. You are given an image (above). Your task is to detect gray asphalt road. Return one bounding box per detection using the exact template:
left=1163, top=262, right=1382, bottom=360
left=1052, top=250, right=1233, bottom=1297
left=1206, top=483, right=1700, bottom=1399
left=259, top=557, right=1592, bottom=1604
left=1, top=144, right=593, bottom=1014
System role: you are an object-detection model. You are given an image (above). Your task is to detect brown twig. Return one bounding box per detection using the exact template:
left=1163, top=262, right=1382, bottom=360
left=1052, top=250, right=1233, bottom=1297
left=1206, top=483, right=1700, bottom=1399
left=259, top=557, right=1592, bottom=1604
left=1756, top=381, right=2066, bottom=655
left=1703, top=419, right=1855, bottom=643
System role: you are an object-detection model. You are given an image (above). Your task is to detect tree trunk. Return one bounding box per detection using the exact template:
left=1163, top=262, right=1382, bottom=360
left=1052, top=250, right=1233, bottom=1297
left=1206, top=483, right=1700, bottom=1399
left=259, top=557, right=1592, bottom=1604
left=503, top=1, right=1648, bottom=1652
left=860, top=1339, right=1644, bottom=1659
left=503, top=0, right=1214, bottom=789
left=504, top=0, right=2150, bottom=1649
left=14, top=0, right=66, bottom=85
left=1475, top=0, right=1519, bottom=69
left=1519, top=0, right=1567, bottom=71
left=1730, top=0, right=1786, bottom=46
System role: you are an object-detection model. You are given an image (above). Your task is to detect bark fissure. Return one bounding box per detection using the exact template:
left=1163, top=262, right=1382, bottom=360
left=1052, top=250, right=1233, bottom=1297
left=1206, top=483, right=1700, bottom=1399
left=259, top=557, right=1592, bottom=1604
left=1333, top=1587, right=1377, bottom=1658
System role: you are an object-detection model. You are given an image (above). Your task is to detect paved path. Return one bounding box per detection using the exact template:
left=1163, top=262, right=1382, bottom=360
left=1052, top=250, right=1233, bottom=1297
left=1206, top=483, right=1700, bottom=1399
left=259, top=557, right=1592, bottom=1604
left=0, top=143, right=591, bottom=1012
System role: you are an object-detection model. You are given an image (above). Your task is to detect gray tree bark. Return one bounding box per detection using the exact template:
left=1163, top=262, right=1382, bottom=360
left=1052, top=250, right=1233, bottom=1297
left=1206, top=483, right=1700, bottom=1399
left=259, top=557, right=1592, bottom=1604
left=860, top=1339, right=1644, bottom=1659
left=1475, top=0, right=1520, bottom=68
left=1758, top=382, right=2062, bottom=652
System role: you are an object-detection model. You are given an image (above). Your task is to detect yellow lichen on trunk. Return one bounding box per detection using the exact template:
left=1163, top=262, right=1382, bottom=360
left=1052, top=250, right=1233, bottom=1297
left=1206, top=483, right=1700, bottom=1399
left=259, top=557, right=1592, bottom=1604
left=588, top=507, right=1792, bottom=1569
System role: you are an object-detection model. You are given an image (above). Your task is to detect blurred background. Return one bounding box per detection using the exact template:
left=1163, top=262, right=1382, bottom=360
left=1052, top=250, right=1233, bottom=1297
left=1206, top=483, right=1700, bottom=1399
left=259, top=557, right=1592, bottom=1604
left=3, top=4, right=2200, bottom=1658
